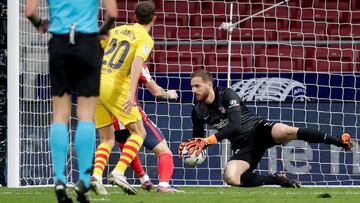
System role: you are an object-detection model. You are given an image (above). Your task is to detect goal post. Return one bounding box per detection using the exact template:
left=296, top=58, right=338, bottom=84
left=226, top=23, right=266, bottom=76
left=7, top=0, right=20, bottom=188
left=9, top=0, right=360, bottom=187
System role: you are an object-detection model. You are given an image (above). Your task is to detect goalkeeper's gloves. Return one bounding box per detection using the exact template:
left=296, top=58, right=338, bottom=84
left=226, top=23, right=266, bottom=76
left=178, top=142, right=187, bottom=159
left=186, top=135, right=218, bottom=157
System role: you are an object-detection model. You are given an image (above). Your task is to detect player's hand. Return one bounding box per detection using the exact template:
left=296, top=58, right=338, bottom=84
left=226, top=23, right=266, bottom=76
left=37, top=19, right=49, bottom=34
left=99, top=34, right=109, bottom=50
left=167, top=90, right=179, bottom=100
left=178, top=142, right=187, bottom=159
left=186, top=138, right=208, bottom=157
left=123, top=92, right=135, bottom=114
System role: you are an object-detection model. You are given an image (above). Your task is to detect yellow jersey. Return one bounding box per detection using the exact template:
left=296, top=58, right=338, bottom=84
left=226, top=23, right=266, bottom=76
left=101, top=23, right=154, bottom=83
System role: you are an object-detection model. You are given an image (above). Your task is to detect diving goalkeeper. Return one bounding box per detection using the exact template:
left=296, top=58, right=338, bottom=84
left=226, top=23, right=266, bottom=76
left=179, top=69, right=353, bottom=187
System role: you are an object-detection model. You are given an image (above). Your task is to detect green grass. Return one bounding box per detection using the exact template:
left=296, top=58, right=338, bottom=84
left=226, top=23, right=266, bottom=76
left=1, top=186, right=360, bottom=203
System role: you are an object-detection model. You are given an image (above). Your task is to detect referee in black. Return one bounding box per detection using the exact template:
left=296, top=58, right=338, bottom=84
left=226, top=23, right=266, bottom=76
left=25, top=0, right=117, bottom=202
left=179, top=69, right=353, bottom=188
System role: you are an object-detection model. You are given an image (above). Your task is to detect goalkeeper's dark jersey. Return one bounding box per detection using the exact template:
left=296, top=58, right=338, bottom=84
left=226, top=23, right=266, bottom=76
left=192, top=86, right=263, bottom=144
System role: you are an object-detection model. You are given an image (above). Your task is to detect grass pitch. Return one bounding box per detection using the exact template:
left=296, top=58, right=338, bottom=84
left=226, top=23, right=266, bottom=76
left=0, top=186, right=360, bottom=203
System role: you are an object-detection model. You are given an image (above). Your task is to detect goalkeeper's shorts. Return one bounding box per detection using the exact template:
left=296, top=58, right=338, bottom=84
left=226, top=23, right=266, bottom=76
left=229, top=120, right=277, bottom=171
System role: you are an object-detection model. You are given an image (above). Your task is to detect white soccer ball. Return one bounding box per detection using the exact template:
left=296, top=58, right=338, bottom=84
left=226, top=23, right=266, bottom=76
left=182, top=147, right=207, bottom=167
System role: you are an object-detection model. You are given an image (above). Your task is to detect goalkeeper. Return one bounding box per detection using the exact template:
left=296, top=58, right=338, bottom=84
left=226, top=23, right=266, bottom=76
left=179, top=69, right=353, bottom=187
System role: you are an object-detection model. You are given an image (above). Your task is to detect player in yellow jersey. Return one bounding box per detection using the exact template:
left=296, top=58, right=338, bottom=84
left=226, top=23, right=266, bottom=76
left=91, top=1, right=155, bottom=195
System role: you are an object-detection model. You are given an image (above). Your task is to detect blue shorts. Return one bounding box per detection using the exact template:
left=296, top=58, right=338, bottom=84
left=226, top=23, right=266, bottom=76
left=114, top=117, right=165, bottom=150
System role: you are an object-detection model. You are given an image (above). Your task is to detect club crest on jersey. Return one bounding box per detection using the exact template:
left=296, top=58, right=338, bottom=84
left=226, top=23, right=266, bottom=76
left=142, top=45, right=150, bottom=55
left=219, top=106, right=226, bottom=113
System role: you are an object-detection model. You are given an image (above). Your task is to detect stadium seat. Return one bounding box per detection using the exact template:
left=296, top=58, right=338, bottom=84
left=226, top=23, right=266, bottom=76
left=116, top=11, right=135, bottom=24
left=190, top=27, right=223, bottom=40
left=205, top=53, right=254, bottom=72
left=278, top=31, right=318, bottom=41
left=245, top=17, right=289, bottom=30
left=200, top=1, right=243, bottom=15
left=163, top=1, right=199, bottom=14
left=117, top=0, right=137, bottom=10
left=253, top=45, right=305, bottom=72
left=309, top=48, right=357, bottom=72
left=263, top=6, right=292, bottom=19
left=168, top=44, right=212, bottom=53
left=318, top=0, right=351, bottom=10
left=231, top=29, right=273, bottom=41
left=190, top=15, right=230, bottom=28
left=156, top=13, right=188, bottom=26
left=255, top=56, right=304, bottom=72
left=154, top=51, right=203, bottom=72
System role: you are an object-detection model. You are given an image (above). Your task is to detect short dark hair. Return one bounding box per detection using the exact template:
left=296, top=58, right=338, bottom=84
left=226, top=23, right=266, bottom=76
left=135, top=1, right=155, bottom=25
left=191, top=69, right=213, bottom=83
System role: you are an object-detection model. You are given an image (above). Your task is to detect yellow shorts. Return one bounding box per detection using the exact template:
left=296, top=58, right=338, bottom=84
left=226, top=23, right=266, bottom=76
left=95, top=78, right=142, bottom=129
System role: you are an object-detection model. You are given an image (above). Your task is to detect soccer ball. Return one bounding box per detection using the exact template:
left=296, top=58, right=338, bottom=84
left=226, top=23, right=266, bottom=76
left=181, top=147, right=206, bottom=167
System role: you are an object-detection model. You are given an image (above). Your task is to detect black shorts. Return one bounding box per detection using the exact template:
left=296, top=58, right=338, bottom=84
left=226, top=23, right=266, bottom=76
left=229, top=120, right=277, bottom=171
left=48, top=33, right=102, bottom=97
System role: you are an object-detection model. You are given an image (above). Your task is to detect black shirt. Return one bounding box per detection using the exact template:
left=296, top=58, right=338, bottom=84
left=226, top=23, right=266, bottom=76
left=192, top=86, right=262, bottom=144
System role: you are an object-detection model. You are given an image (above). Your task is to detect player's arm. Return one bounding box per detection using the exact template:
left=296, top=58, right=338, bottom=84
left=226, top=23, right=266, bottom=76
left=25, top=0, right=48, bottom=33
left=123, top=56, right=144, bottom=114
left=145, top=81, right=178, bottom=100
left=139, top=64, right=178, bottom=100
left=212, top=89, right=243, bottom=142
left=178, top=107, right=204, bottom=158
left=99, top=0, right=118, bottom=35
left=192, top=107, right=205, bottom=138
left=186, top=89, right=242, bottom=156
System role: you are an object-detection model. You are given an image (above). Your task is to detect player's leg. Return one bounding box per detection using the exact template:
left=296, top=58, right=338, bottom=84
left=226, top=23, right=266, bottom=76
left=115, top=129, right=151, bottom=191
left=271, top=123, right=353, bottom=150
left=50, top=95, right=71, bottom=185
left=224, top=155, right=300, bottom=187
left=225, top=125, right=300, bottom=188
left=91, top=103, right=114, bottom=196
left=108, top=119, right=145, bottom=195
left=48, top=35, right=74, bottom=202
left=152, top=140, right=175, bottom=192
left=51, top=95, right=74, bottom=202
left=113, top=119, right=146, bottom=175
left=141, top=118, right=179, bottom=192
left=72, top=34, right=103, bottom=202
left=75, top=96, right=97, bottom=188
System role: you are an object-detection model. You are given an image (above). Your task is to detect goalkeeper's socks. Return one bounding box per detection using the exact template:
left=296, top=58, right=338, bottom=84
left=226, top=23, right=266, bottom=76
left=114, top=134, right=144, bottom=174
left=297, top=128, right=340, bottom=146
left=75, top=121, right=96, bottom=189
left=158, top=152, right=174, bottom=183
left=50, top=122, right=69, bottom=184
left=119, top=142, right=146, bottom=178
left=240, top=172, right=281, bottom=187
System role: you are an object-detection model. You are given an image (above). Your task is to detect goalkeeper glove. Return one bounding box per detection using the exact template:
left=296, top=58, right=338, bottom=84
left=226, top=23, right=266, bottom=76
left=186, top=135, right=218, bottom=157
left=178, top=141, right=187, bottom=159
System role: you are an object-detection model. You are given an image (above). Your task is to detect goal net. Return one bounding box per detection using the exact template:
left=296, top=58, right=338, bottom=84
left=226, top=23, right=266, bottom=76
left=11, top=0, right=360, bottom=186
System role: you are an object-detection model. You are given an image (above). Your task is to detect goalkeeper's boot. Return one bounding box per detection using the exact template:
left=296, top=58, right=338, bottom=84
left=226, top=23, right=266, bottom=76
left=90, top=176, right=109, bottom=196
left=54, top=180, right=73, bottom=203
left=141, top=180, right=154, bottom=191
left=339, top=132, right=353, bottom=151
left=157, top=185, right=186, bottom=193
left=108, top=171, right=137, bottom=195
left=74, top=180, right=91, bottom=203
left=274, top=171, right=302, bottom=188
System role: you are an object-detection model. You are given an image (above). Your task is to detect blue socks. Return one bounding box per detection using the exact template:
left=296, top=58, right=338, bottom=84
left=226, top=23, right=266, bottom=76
left=75, top=121, right=96, bottom=188
left=50, top=122, right=69, bottom=184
